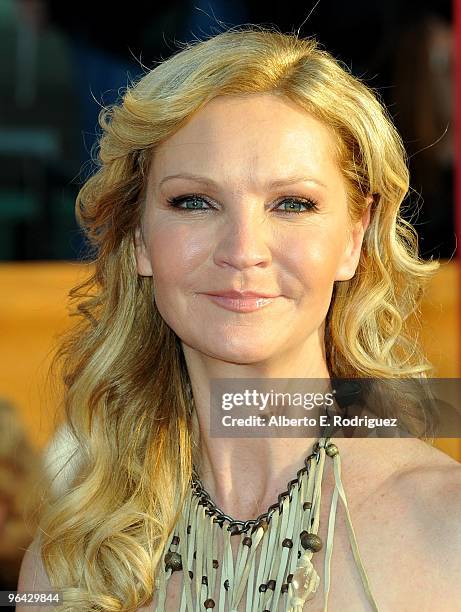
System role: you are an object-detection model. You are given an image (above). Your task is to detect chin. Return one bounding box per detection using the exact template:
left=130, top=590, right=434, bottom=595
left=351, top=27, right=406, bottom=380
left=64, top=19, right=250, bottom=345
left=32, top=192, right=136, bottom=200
left=196, top=336, right=277, bottom=365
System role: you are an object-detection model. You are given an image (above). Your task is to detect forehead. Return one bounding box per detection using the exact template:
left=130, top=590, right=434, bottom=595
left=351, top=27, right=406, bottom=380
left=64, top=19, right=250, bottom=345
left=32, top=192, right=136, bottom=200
left=148, top=94, right=342, bottom=190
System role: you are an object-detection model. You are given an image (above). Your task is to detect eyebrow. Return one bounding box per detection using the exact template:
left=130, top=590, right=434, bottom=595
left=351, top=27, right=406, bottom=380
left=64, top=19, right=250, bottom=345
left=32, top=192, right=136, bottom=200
left=158, top=172, right=328, bottom=190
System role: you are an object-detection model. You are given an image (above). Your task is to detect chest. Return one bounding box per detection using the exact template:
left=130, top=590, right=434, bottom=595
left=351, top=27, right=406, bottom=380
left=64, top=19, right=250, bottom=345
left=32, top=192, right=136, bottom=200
left=141, top=496, right=442, bottom=612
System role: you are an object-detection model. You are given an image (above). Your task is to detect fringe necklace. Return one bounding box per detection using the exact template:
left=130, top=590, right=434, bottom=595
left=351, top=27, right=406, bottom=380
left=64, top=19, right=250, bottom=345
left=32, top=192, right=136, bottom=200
left=155, top=436, right=381, bottom=611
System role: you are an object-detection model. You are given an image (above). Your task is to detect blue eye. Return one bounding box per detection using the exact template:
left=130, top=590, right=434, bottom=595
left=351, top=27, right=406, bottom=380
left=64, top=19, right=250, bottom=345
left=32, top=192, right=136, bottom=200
left=166, top=194, right=319, bottom=213
left=276, top=198, right=318, bottom=213
left=167, top=195, right=211, bottom=210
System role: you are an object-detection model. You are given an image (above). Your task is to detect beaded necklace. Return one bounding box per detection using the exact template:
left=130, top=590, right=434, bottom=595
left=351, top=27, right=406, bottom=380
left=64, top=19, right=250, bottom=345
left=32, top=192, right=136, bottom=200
left=154, top=436, right=381, bottom=611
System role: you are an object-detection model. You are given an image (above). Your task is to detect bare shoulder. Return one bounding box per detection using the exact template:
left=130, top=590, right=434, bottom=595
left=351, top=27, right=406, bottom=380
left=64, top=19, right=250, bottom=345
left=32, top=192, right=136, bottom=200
left=350, top=438, right=461, bottom=608
left=393, top=437, right=461, bottom=496
left=391, top=439, right=461, bottom=601
left=388, top=437, right=461, bottom=517
left=17, top=534, right=53, bottom=612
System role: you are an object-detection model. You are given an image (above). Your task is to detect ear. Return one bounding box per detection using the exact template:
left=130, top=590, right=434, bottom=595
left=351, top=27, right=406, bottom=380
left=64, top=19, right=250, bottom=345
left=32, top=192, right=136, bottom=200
left=334, top=196, right=372, bottom=282
left=134, top=225, right=153, bottom=276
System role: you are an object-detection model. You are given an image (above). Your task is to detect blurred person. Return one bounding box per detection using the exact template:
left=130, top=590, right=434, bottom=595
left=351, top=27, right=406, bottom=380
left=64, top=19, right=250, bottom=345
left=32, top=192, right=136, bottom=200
left=0, top=400, right=48, bottom=593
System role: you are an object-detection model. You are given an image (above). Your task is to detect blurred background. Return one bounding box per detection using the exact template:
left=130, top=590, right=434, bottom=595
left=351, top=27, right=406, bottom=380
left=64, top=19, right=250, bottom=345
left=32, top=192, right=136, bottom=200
left=0, top=0, right=459, bottom=597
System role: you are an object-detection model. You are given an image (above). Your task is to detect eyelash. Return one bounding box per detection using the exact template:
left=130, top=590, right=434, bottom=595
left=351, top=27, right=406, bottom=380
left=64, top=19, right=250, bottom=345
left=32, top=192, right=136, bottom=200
left=166, top=194, right=319, bottom=214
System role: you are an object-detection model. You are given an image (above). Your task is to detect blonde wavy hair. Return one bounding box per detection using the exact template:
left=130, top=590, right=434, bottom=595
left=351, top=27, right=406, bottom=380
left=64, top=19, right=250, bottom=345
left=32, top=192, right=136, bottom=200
left=38, top=25, right=440, bottom=611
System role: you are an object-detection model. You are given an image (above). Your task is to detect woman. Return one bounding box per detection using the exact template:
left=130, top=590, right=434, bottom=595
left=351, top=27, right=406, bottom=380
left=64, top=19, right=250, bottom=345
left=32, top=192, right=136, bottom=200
left=18, top=26, right=461, bottom=611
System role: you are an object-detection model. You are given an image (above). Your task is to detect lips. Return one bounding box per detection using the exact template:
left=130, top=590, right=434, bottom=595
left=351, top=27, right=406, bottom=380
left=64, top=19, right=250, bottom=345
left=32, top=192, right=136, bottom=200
left=201, top=290, right=280, bottom=313
left=204, top=290, right=279, bottom=298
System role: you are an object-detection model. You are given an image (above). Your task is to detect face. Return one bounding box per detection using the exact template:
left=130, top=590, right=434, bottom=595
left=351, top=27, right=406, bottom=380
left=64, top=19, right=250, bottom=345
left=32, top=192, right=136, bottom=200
left=135, top=94, right=370, bottom=364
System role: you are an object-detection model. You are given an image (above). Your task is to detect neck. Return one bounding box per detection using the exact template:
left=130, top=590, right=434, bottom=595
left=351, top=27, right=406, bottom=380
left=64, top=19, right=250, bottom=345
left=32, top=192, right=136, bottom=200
left=181, top=340, right=375, bottom=521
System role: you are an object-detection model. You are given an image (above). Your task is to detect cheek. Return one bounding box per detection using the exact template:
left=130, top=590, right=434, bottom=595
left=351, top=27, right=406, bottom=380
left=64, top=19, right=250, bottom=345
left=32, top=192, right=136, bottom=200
left=285, top=230, right=344, bottom=289
left=147, top=222, right=209, bottom=289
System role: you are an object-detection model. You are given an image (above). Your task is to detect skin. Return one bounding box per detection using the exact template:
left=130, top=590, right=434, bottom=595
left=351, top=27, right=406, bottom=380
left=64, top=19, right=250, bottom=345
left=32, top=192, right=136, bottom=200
left=134, top=92, right=377, bottom=518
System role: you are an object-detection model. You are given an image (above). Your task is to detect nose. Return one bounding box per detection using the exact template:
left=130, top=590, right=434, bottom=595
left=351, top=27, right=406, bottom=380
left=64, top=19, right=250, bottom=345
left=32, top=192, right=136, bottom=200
left=212, top=205, right=272, bottom=271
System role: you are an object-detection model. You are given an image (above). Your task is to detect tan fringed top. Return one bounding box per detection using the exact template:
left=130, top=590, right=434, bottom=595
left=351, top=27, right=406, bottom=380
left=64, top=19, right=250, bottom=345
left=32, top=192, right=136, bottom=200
left=153, top=436, right=381, bottom=611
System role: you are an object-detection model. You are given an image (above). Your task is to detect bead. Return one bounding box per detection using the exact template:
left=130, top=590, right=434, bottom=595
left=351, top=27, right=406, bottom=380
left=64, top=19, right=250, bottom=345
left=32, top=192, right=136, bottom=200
left=292, top=566, right=309, bottom=600
left=202, top=576, right=208, bottom=586
left=212, top=559, right=219, bottom=569
left=223, top=579, right=229, bottom=591
left=229, top=524, right=240, bottom=536
left=259, top=583, right=267, bottom=593
left=300, top=531, right=323, bottom=552
left=164, top=551, right=182, bottom=572
left=281, top=583, right=288, bottom=594
left=242, top=536, right=252, bottom=547
left=325, top=443, right=339, bottom=457
left=204, top=598, right=215, bottom=608
left=187, top=524, right=191, bottom=534
left=171, top=535, right=180, bottom=545
left=303, top=501, right=312, bottom=510
left=282, top=538, right=293, bottom=548
left=267, top=579, right=276, bottom=590
left=188, top=570, right=193, bottom=579
left=291, top=563, right=319, bottom=603
left=287, top=574, right=293, bottom=584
